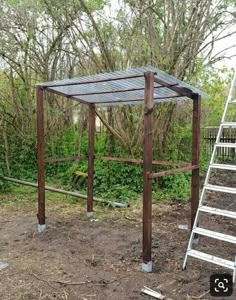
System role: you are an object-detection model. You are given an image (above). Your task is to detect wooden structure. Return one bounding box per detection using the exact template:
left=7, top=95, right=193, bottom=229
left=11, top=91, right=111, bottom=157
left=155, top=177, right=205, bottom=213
left=36, top=66, right=206, bottom=272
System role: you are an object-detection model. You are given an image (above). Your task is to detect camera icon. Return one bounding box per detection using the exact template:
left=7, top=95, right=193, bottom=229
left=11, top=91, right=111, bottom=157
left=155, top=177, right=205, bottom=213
left=210, top=274, right=233, bottom=297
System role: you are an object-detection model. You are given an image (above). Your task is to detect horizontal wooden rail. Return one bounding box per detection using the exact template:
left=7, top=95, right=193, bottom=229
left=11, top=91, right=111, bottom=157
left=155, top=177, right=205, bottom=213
left=149, top=165, right=199, bottom=179
left=154, top=77, right=194, bottom=99
left=41, top=73, right=151, bottom=88
left=45, top=155, right=87, bottom=163
left=68, top=83, right=178, bottom=97
left=46, top=88, right=90, bottom=104
left=95, top=155, right=190, bottom=167
left=44, top=154, right=190, bottom=167
left=1, top=176, right=128, bottom=208
left=93, top=94, right=181, bottom=104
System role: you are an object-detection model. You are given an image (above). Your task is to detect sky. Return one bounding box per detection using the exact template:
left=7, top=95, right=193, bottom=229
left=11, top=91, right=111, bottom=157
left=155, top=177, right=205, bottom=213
left=213, top=26, right=236, bottom=70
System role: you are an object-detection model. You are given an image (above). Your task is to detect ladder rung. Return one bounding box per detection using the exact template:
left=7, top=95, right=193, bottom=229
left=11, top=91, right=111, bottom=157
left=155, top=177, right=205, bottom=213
left=205, top=184, right=236, bottom=194
left=199, top=206, right=236, bottom=219
left=193, top=227, right=236, bottom=244
left=221, top=122, right=236, bottom=127
left=210, top=163, right=236, bottom=171
left=216, top=142, right=236, bottom=148
left=187, top=249, right=235, bottom=270
left=230, top=99, right=236, bottom=103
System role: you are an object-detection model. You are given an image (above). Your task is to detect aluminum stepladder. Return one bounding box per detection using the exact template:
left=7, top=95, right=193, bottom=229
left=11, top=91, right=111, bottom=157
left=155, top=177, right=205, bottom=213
left=183, top=69, right=236, bottom=282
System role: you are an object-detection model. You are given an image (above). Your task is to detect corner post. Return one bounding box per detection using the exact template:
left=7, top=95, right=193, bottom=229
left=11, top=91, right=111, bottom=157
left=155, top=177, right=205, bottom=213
left=142, top=71, right=154, bottom=272
left=87, top=104, right=95, bottom=217
left=191, top=93, right=201, bottom=229
left=37, top=86, right=46, bottom=232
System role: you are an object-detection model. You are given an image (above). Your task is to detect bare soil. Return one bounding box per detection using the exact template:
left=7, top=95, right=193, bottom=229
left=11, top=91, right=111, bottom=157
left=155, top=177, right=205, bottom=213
left=0, top=172, right=235, bottom=300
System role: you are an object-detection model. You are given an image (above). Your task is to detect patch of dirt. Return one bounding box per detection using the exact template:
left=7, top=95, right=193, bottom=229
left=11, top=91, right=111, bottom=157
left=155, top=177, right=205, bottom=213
left=0, top=171, right=235, bottom=300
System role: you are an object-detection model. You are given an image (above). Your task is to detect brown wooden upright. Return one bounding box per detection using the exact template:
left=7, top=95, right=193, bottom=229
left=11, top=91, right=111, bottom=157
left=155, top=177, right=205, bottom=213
left=191, top=93, right=201, bottom=229
left=87, top=103, right=96, bottom=216
left=142, top=71, right=154, bottom=272
left=36, top=86, right=46, bottom=232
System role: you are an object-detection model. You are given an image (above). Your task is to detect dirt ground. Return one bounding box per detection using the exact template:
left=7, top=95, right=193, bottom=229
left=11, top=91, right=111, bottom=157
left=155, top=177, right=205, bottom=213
left=0, top=172, right=235, bottom=300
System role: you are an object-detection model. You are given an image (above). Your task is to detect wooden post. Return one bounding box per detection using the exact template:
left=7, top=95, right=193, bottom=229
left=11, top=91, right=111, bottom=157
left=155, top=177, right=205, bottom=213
left=142, top=71, right=154, bottom=272
left=191, top=93, right=201, bottom=229
left=87, top=104, right=95, bottom=216
left=37, top=86, right=46, bottom=232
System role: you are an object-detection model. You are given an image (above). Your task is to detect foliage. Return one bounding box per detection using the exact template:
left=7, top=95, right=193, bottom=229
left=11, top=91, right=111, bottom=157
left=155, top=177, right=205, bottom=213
left=0, top=1, right=235, bottom=202
left=200, top=66, right=234, bottom=125
left=154, top=172, right=191, bottom=202
left=0, top=167, right=10, bottom=192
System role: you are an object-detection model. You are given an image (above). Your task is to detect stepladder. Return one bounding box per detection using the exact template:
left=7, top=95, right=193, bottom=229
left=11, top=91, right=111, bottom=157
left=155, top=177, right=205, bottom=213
left=183, top=69, right=236, bottom=282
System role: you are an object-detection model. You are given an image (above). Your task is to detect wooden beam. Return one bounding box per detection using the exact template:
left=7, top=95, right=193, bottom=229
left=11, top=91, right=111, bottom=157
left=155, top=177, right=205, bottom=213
left=87, top=104, right=96, bottom=216
left=68, top=83, right=178, bottom=97
left=46, top=88, right=89, bottom=105
left=191, top=94, right=201, bottom=229
left=44, top=154, right=190, bottom=166
left=36, top=86, right=46, bottom=227
left=149, top=165, right=198, bottom=179
left=142, top=71, right=154, bottom=272
left=90, top=94, right=181, bottom=104
left=1, top=176, right=128, bottom=208
left=154, top=77, right=194, bottom=99
left=39, top=73, right=149, bottom=88
left=95, top=155, right=190, bottom=167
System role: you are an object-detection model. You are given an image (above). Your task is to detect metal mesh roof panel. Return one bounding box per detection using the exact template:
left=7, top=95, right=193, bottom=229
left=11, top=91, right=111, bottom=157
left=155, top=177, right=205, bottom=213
left=37, top=66, right=208, bottom=105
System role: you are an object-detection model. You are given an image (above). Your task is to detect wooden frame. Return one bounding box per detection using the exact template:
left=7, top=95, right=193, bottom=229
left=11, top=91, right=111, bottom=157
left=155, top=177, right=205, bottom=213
left=36, top=70, right=201, bottom=272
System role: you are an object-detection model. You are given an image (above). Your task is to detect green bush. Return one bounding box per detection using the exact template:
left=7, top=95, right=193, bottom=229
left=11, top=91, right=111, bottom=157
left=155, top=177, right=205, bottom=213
left=1, top=121, right=210, bottom=203
left=156, top=171, right=191, bottom=201
left=0, top=167, right=10, bottom=192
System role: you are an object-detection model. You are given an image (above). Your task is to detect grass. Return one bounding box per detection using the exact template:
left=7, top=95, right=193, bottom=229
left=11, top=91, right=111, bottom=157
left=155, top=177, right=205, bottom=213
left=0, top=182, right=140, bottom=222
left=0, top=183, right=84, bottom=213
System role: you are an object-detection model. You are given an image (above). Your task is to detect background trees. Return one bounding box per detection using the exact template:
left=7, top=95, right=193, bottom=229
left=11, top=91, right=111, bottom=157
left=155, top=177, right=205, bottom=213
left=0, top=0, right=235, bottom=198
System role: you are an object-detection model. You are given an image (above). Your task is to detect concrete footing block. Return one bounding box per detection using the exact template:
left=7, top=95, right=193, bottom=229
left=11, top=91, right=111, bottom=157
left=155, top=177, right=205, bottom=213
left=38, top=224, right=46, bottom=233
left=142, top=261, right=152, bottom=272
left=86, top=211, right=93, bottom=218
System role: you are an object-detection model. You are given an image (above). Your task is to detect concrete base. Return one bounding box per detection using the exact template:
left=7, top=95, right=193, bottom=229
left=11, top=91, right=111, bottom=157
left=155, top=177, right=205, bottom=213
left=142, top=261, right=152, bottom=272
left=178, top=224, right=188, bottom=230
left=0, top=261, right=9, bottom=270
left=193, top=237, right=199, bottom=244
left=38, top=224, right=46, bottom=233
left=86, top=211, right=93, bottom=218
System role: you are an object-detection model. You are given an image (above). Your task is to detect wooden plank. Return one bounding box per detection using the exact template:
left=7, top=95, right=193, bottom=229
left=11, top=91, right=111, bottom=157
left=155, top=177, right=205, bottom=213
left=142, top=71, right=154, bottom=269
left=68, top=83, right=178, bottom=96
left=149, top=165, right=198, bottom=179
left=87, top=104, right=95, bottom=214
left=46, top=88, right=89, bottom=105
left=191, top=94, right=201, bottom=229
left=1, top=176, right=128, bottom=208
left=36, top=86, right=45, bottom=225
left=154, top=77, right=194, bottom=99
left=90, top=94, right=181, bottom=104
left=40, top=73, right=149, bottom=88
left=95, top=155, right=190, bottom=166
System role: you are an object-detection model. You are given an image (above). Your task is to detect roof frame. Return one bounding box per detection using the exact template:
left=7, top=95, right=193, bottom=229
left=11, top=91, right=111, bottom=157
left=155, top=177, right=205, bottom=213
left=39, top=71, right=200, bottom=104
